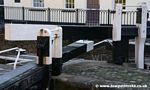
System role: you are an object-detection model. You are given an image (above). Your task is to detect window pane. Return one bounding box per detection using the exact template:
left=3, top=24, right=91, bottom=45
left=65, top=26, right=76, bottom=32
left=115, top=0, right=118, bottom=3
left=120, top=0, right=122, bottom=3
left=115, top=0, right=126, bottom=9
left=33, top=3, right=37, bottom=7
left=71, top=0, right=74, bottom=3
left=33, top=0, right=44, bottom=7
left=72, top=4, right=74, bottom=8
left=123, top=0, right=126, bottom=3
left=15, top=0, right=20, bottom=3
left=66, top=0, right=75, bottom=8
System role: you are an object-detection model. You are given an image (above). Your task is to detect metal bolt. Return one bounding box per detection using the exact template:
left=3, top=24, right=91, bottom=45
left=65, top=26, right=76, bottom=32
left=44, top=30, right=47, bottom=33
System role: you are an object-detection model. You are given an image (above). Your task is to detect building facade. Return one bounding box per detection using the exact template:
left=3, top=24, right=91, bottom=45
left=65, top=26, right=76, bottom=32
left=4, top=0, right=87, bottom=9
left=3, top=0, right=150, bottom=10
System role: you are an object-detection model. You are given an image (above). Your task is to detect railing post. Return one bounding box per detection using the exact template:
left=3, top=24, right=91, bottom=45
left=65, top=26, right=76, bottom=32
left=76, top=8, right=79, bottom=24
left=0, top=5, right=4, bottom=20
left=22, top=7, right=25, bottom=21
left=108, top=9, right=110, bottom=25
left=48, top=8, right=51, bottom=22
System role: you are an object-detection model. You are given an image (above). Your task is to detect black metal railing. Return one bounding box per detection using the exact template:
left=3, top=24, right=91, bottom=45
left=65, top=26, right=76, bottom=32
left=121, top=10, right=137, bottom=25
left=148, top=10, right=150, bottom=21
left=1, top=6, right=150, bottom=26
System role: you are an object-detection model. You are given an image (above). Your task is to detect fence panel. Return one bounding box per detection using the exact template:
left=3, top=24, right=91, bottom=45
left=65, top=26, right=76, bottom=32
left=121, top=10, right=137, bottom=25
left=4, top=6, right=149, bottom=26
left=4, top=6, right=23, bottom=20
left=24, top=7, right=48, bottom=21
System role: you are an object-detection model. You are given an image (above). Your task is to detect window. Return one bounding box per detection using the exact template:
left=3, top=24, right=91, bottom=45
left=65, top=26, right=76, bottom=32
left=66, top=0, right=75, bottom=8
left=15, top=0, right=20, bottom=3
left=33, top=0, right=44, bottom=7
left=115, top=0, right=126, bottom=9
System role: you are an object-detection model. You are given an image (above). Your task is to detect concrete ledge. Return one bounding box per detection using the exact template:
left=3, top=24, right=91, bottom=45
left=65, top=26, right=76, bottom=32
left=52, top=60, right=150, bottom=90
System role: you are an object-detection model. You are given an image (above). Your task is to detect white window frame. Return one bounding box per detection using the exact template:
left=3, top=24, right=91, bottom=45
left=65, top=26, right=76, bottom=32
left=33, top=0, right=44, bottom=7
left=65, top=0, right=75, bottom=9
left=14, top=0, right=21, bottom=3
left=115, top=0, right=126, bottom=9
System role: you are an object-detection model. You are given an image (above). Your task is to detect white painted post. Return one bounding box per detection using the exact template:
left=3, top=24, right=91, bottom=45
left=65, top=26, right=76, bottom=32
left=140, top=2, right=147, bottom=39
left=113, top=4, right=122, bottom=41
left=135, top=2, right=147, bottom=69
left=52, top=27, right=62, bottom=58
left=37, top=27, right=62, bottom=65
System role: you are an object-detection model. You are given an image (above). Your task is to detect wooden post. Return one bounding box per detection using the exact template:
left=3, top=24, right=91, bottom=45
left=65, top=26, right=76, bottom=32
left=135, top=2, right=147, bottom=69
left=37, top=27, right=62, bottom=90
left=112, top=4, right=124, bottom=65
left=113, top=38, right=129, bottom=65
left=52, top=27, right=63, bottom=76
left=113, top=4, right=122, bottom=41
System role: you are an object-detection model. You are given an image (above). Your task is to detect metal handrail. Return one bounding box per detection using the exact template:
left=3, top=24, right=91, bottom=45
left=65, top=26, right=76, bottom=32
left=13, top=49, right=21, bottom=69
left=0, top=47, right=26, bottom=70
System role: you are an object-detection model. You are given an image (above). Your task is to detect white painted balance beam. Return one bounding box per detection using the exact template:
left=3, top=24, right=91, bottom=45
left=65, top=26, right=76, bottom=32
left=5, top=24, right=58, bottom=41
left=5, top=24, right=63, bottom=65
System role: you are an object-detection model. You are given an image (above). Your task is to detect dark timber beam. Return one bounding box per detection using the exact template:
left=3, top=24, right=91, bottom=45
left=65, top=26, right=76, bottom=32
left=62, top=26, right=113, bottom=40
left=62, top=42, right=87, bottom=63
left=113, top=38, right=129, bottom=65
left=62, top=25, right=138, bottom=40
left=62, top=40, right=94, bottom=63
